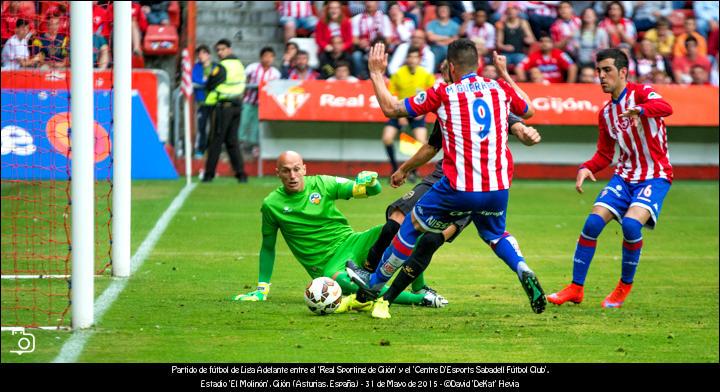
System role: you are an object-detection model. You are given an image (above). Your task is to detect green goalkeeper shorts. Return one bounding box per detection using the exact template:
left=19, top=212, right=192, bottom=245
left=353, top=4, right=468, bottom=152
left=322, top=224, right=383, bottom=278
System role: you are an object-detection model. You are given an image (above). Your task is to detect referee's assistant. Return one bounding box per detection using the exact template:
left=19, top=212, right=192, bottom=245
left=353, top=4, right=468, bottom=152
left=202, top=38, right=248, bottom=183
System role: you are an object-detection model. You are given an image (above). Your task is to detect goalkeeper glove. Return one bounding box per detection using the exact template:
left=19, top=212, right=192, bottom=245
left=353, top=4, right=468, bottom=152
left=355, top=170, right=378, bottom=186
left=233, top=282, right=270, bottom=301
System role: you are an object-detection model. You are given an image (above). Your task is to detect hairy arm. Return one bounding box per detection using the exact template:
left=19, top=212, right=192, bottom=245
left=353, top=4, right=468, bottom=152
left=391, top=144, right=440, bottom=188
left=368, top=43, right=409, bottom=118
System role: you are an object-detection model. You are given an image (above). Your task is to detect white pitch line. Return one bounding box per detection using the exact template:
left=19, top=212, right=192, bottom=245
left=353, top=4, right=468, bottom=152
left=53, top=182, right=197, bottom=363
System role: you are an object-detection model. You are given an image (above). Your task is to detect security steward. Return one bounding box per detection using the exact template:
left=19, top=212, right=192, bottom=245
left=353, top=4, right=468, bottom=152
left=202, top=38, right=248, bottom=183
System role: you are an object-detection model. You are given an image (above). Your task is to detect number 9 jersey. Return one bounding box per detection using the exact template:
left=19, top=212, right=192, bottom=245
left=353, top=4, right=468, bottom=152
left=403, top=73, right=529, bottom=192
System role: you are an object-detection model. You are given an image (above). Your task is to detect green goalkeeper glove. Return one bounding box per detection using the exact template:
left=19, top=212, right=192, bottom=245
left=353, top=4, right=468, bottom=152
left=355, top=170, right=378, bottom=186
left=232, top=282, right=270, bottom=301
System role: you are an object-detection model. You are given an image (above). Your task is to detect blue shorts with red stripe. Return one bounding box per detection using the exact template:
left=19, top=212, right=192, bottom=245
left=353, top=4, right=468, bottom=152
left=412, top=176, right=509, bottom=242
left=594, top=174, right=671, bottom=229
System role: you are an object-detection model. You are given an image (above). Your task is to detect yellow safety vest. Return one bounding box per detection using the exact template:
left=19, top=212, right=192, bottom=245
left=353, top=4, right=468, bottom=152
left=206, top=57, right=246, bottom=105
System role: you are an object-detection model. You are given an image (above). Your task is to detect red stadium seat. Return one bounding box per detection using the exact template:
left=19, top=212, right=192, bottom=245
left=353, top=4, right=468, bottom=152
left=143, top=24, right=178, bottom=55
left=168, top=1, right=180, bottom=28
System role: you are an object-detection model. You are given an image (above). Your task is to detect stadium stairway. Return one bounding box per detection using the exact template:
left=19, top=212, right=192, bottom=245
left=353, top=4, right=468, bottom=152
left=196, top=1, right=285, bottom=67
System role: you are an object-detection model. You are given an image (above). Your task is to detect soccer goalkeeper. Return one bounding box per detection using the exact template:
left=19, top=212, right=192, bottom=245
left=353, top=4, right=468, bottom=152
left=232, top=150, right=445, bottom=310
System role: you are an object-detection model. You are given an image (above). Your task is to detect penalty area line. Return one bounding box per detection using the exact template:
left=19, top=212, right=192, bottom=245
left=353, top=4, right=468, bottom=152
left=53, top=182, right=198, bottom=363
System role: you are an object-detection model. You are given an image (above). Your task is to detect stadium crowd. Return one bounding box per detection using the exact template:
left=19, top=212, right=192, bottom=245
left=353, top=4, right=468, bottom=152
left=1, top=1, right=180, bottom=70
left=274, top=0, right=718, bottom=86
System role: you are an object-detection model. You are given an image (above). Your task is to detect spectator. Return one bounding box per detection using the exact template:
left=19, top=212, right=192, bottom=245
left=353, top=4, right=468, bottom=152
left=550, top=1, right=580, bottom=59
left=635, top=38, right=671, bottom=84
left=650, top=69, right=672, bottom=84
left=578, top=65, right=597, bottom=83
left=672, top=36, right=712, bottom=84
left=141, top=1, right=170, bottom=25
left=40, top=4, right=69, bottom=36
left=708, top=26, right=719, bottom=60
left=470, top=37, right=487, bottom=69
left=693, top=1, right=719, bottom=38
left=387, top=29, right=435, bottom=75
left=315, top=1, right=353, bottom=54
left=643, top=16, right=675, bottom=59
left=598, top=1, right=636, bottom=47
left=287, top=50, right=320, bottom=80
left=495, top=2, right=535, bottom=67
left=516, top=32, right=577, bottom=83
left=673, top=17, right=708, bottom=59
left=528, top=66, right=550, bottom=85
left=387, top=2, right=415, bottom=50
left=575, top=7, right=608, bottom=68
left=2, top=1, right=35, bottom=43
left=31, top=15, right=69, bottom=69
left=632, top=1, right=672, bottom=33
left=397, top=1, right=421, bottom=27
left=480, top=63, right=498, bottom=79
left=351, top=0, right=392, bottom=79
left=382, top=45, right=434, bottom=176
left=690, top=64, right=710, bottom=85
left=1, top=18, right=32, bottom=70
left=280, top=41, right=299, bottom=78
left=710, top=59, right=719, bottom=87
left=240, top=47, right=281, bottom=157
left=327, top=60, right=359, bottom=81
left=191, top=45, right=216, bottom=158
left=525, top=1, right=559, bottom=39
left=93, top=1, right=113, bottom=40
left=426, top=2, right=461, bottom=71
left=319, top=35, right=354, bottom=79
left=616, top=42, right=637, bottom=81
left=461, top=9, right=496, bottom=53
left=131, top=1, right=149, bottom=56
left=348, top=0, right=389, bottom=17
left=93, top=33, right=109, bottom=70
left=277, top=1, right=318, bottom=42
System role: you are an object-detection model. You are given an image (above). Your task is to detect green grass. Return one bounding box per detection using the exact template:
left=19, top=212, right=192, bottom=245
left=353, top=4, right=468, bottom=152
left=1, top=178, right=717, bottom=363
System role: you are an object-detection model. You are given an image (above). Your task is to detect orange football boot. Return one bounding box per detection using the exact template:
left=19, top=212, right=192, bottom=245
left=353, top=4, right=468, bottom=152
left=601, top=280, right=633, bottom=308
left=547, top=283, right=584, bottom=305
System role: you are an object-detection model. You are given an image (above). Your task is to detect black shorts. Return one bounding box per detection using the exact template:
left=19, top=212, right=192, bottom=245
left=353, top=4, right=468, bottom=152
left=385, top=182, right=471, bottom=243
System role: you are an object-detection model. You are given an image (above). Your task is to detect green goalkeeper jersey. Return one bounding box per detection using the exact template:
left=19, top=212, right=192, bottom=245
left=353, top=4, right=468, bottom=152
left=261, top=175, right=359, bottom=276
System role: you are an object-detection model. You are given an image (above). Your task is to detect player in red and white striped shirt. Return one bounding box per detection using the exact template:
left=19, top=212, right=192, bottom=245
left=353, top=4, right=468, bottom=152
left=548, top=48, right=674, bottom=309
left=346, top=41, right=548, bottom=318
left=239, top=47, right=281, bottom=153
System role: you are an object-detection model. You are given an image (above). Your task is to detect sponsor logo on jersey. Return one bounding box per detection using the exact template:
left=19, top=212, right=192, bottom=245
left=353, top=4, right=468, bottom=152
left=309, top=192, right=322, bottom=205
left=449, top=210, right=471, bottom=216
left=413, top=91, right=427, bottom=105
left=283, top=206, right=293, bottom=213
left=647, top=91, right=662, bottom=99
left=424, top=216, right=451, bottom=230
left=402, top=190, right=415, bottom=200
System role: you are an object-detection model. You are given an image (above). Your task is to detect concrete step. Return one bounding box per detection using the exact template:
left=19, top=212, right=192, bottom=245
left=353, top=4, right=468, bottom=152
left=196, top=9, right=279, bottom=26
left=197, top=25, right=281, bottom=42
left=198, top=1, right=276, bottom=11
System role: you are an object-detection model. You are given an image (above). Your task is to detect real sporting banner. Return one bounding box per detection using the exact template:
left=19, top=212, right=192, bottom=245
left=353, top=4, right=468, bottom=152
left=259, top=80, right=719, bottom=126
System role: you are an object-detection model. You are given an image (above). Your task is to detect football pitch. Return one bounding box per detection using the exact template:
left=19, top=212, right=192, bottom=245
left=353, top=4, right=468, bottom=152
left=1, top=178, right=718, bottom=363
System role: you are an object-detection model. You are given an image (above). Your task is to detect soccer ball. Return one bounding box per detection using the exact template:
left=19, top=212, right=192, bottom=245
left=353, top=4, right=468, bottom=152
left=304, top=277, right=342, bottom=315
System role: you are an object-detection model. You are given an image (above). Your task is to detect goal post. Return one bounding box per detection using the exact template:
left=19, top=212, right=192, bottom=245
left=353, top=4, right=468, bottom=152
left=112, top=1, right=132, bottom=278
left=70, top=0, right=95, bottom=330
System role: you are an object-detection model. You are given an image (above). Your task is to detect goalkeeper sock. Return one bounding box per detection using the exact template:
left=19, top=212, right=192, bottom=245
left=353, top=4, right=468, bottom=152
left=410, top=272, right=426, bottom=292
left=572, top=214, right=607, bottom=285
left=383, top=232, right=444, bottom=303
left=489, top=232, right=527, bottom=278
left=385, top=144, right=398, bottom=172
left=370, top=217, right=420, bottom=290
left=620, top=217, right=643, bottom=284
left=365, top=220, right=401, bottom=271
left=333, top=272, right=357, bottom=295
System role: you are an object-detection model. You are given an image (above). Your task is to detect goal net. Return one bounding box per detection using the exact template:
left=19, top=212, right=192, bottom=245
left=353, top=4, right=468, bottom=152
left=1, top=3, right=114, bottom=329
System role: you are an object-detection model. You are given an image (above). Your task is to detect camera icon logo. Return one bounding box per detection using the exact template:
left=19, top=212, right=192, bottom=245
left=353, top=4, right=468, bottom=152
left=8, top=327, right=35, bottom=355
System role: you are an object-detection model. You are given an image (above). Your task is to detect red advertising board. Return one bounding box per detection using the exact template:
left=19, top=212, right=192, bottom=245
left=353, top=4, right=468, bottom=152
left=259, top=80, right=719, bottom=126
